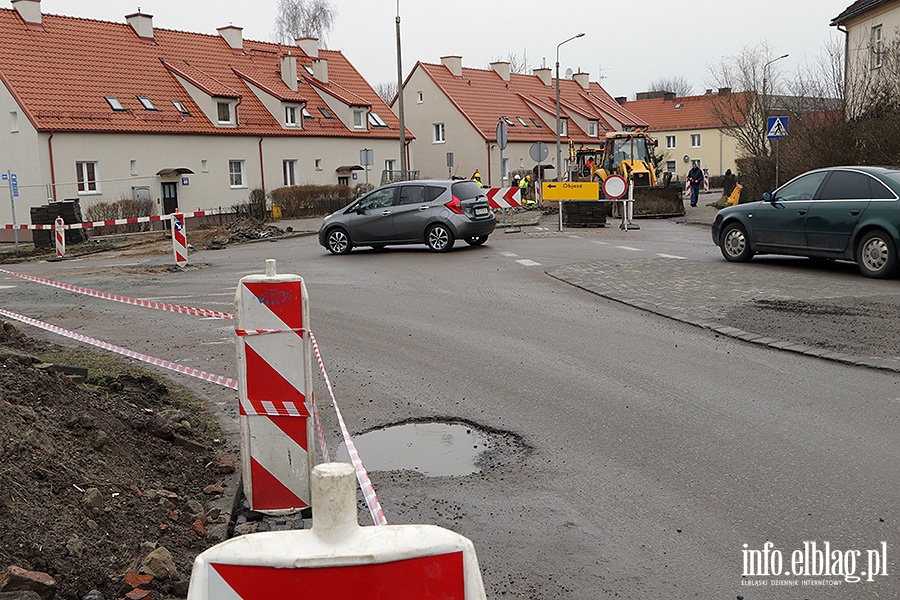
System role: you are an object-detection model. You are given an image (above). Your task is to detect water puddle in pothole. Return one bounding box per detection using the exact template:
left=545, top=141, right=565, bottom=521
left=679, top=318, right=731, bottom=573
left=336, top=421, right=491, bottom=477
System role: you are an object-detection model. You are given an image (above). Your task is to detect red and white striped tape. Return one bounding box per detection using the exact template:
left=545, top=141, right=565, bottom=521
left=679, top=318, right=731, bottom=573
left=0, top=269, right=234, bottom=319
left=310, top=331, right=387, bottom=526
left=0, top=308, right=237, bottom=389
left=2, top=211, right=206, bottom=231
left=2, top=268, right=387, bottom=526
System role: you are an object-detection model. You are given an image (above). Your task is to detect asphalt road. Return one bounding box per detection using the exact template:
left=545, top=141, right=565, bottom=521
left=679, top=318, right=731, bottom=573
left=0, top=207, right=897, bottom=599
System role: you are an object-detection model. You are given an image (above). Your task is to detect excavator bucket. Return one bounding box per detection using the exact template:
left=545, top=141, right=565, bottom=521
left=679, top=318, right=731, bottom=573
left=611, top=186, right=685, bottom=218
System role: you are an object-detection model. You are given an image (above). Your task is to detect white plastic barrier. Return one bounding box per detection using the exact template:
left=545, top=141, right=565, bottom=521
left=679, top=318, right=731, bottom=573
left=234, top=259, right=314, bottom=513
left=186, top=463, right=487, bottom=599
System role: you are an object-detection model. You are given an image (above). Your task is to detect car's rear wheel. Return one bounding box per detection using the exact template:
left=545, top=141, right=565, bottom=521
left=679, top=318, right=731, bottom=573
left=426, top=224, right=455, bottom=252
left=857, top=230, right=898, bottom=278
left=720, top=222, right=753, bottom=262
left=325, top=228, right=352, bottom=255
left=465, top=235, right=488, bottom=246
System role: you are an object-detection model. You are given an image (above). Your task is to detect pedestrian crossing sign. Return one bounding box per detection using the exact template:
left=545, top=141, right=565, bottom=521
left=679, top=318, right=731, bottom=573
left=767, top=116, right=789, bottom=139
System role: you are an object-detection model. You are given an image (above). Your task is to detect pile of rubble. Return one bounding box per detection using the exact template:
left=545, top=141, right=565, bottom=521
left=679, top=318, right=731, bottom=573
left=205, top=219, right=285, bottom=250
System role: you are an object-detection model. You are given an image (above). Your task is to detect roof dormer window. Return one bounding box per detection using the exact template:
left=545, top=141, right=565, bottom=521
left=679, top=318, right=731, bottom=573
left=105, top=96, right=126, bottom=111
left=217, top=101, right=234, bottom=125
left=285, top=105, right=298, bottom=127
left=171, top=100, right=190, bottom=115
left=137, top=96, right=157, bottom=111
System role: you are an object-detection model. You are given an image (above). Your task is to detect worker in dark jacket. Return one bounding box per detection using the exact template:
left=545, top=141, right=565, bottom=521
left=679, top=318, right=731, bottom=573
left=687, top=162, right=703, bottom=207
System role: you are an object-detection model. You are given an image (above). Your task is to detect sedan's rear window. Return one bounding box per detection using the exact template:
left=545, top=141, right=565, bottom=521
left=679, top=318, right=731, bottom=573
left=451, top=181, right=485, bottom=200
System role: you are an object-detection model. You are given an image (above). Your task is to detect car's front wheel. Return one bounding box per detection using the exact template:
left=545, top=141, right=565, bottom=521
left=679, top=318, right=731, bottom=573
left=857, top=230, right=898, bottom=278
left=719, top=222, right=754, bottom=262
left=465, top=235, right=488, bottom=246
left=325, top=228, right=353, bottom=255
left=426, top=224, right=455, bottom=252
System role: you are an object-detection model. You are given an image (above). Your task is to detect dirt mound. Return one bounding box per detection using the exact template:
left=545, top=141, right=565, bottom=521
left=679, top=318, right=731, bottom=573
left=0, top=322, right=233, bottom=599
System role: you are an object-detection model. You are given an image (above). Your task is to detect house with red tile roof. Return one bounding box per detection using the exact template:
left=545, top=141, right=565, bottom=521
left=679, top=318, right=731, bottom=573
left=398, top=57, right=647, bottom=187
left=620, top=89, right=751, bottom=181
left=0, top=0, right=407, bottom=229
left=831, top=0, right=900, bottom=117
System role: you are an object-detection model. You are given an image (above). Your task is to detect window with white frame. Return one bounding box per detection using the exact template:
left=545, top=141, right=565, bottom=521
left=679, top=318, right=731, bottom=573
left=872, top=24, right=884, bottom=69
left=588, top=121, right=598, bottom=137
left=385, top=159, right=396, bottom=172
left=172, top=99, right=190, bottom=115
left=369, top=112, right=388, bottom=127
left=285, top=106, right=298, bottom=126
left=666, top=160, right=676, bottom=173
left=416, top=91, right=424, bottom=103
left=558, top=119, right=568, bottom=137
left=10, top=111, right=18, bottom=133
left=217, top=101, right=233, bottom=124
left=433, top=122, right=445, bottom=143
left=315, top=158, right=322, bottom=171
left=353, top=109, right=365, bottom=129
left=137, top=96, right=157, bottom=110
left=130, top=160, right=138, bottom=176
left=501, top=158, right=509, bottom=181
left=105, top=96, right=126, bottom=111
left=666, top=135, right=676, bottom=149
left=201, top=160, right=208, bottom=173
left=283, top=160, right=297, bottom=186
left=229, top=160, right=245, bottom=187
left=76, top=161, right=99, bottom=193
left=690, top=133, right=701, bottom=148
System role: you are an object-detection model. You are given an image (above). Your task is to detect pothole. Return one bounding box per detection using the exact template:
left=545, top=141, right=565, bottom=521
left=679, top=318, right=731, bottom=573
left=336, top=419, right=522, bottom=477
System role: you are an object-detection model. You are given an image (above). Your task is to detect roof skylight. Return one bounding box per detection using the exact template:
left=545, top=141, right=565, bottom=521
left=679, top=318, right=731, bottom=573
left=105, top=96, right=126, bottom=111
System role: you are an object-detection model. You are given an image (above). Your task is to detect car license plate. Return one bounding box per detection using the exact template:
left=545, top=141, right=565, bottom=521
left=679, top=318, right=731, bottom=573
left=475, top=207, right=489, bottom=216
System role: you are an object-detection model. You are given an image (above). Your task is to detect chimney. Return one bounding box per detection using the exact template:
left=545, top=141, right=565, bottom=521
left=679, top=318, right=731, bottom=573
left=217, top=25, right=243, bottom=50
left=296, top=37, right=319, bottom=59
left=718, top=87, right=732, bottom=95
left=573, top=72, right=590, bottom=91
left=663, top=92, right=676, bottom=101
left=281, top=53, right=298, bottom=91
left=313, top=58, right=328, bottom=83
left=125, top=10, right=154, bottom=40
left=705, top=88, right=713, bottom=95
left=490, top=61, right=510, bottom=82
left=615, top=96, right=627, bottom=105
left=534, top=67, right=552, bottom=86
left=441, top=56, right=463, bottom=77
left=12, top=0, right=41, bottom=25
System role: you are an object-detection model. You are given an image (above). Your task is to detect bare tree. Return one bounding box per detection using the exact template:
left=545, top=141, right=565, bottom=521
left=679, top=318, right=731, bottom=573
left=274, top=0, right=338, bottom=47
left=707, top=42, right=789, bottom=158
left=374, top=81, right=398, bottom=105
left=491, top=51, right=529, bottom=74
left=646, top=76, right=693, bottom=97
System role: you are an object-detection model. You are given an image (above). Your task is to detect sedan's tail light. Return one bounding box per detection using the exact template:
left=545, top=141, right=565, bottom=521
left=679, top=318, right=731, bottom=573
left=445, top=195, right=464, bottom=214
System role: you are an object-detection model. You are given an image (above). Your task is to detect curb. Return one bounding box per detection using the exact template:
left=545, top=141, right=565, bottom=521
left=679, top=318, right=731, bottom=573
left=546, top=272, right=900, bottom=374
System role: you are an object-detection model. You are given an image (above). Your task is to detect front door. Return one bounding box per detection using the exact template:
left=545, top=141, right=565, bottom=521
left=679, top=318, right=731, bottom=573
left=161, top=182, right=178, bottom=215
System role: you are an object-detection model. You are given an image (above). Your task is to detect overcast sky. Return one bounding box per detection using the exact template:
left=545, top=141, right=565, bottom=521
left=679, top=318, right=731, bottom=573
left=39, top=0, right=852, bottom=98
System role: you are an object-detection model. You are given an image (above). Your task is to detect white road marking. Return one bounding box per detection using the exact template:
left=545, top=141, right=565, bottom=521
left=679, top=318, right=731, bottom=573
left=615, top=246, right=643, bottom=252
left=0, top=285, right=17, bottom=289
left=499, top=252, right=518, bottom=257
left=657, top=253, right=687, bottom=260
left=591, top=240, right=610, bottom=245
left=516, top=259, right=542, bottom=267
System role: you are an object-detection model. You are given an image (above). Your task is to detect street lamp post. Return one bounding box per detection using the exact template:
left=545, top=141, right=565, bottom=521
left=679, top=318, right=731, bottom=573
left=762, top=53, right=788, bottom=187
left=555, top=33, right=585, bottom=183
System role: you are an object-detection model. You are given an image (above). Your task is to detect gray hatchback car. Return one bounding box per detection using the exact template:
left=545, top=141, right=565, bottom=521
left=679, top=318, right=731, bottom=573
left=318, top=179, right=496, bottom=254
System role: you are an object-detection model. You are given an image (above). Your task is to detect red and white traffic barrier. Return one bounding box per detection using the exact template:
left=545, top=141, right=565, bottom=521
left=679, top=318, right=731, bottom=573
left=186, top=463, right=487, bottom=600
left=171, top=211, right=188, bottom=267
left=2, top=210, right=206, bottom=231
left=54, top=217, right=65, bottom=258
left=486, top=187, right=522, bottom=209
left=235, top=259, right=314, bottom=513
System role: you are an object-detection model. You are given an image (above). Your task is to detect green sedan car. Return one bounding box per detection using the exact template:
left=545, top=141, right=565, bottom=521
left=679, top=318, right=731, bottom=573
left=712, top=166, right=900, bottom=278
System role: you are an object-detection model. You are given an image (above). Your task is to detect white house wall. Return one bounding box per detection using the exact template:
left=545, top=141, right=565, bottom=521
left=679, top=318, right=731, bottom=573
left=0, top=129, right=399, bottom=227
left=843, top=0, right=900, bottom=114
left=0, top=79, right=46, bottom=224
left=402, top=68, right=489, bottom=183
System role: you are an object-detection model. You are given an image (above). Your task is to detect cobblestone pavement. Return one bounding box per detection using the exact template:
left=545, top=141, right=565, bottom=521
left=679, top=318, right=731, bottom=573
left=544, top=192, right=900, bottom=373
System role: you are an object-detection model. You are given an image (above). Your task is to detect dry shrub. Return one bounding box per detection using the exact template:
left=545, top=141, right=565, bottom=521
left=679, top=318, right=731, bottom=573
left=269, top=185, right=355, bottom=218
